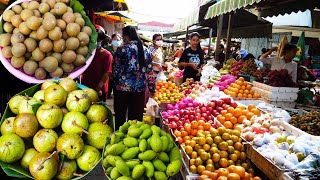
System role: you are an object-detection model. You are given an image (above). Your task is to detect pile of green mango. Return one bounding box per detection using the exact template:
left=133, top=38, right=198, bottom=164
left=103, top=120, right=182, bottom=180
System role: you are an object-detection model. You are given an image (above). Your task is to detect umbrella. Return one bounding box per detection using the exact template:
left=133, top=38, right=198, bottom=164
left=96, top=11, right=132, bottom=23
left=277, top=35, right=288, bottom=57
left=89, top=0, right=129, bottom=12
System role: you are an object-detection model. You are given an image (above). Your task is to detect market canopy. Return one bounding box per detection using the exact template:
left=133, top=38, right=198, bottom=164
left=200, top=8, right=272, bottom=38
left=205, top=0, right=320, bottom=19
left=172, top=7, right=199, bottom=31
left=95, top=11, right=133, bottom=23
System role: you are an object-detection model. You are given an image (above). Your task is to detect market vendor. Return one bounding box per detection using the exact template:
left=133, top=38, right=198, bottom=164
left=149, top=34, right=165, bottom=77
left=260, top=44, right=298, bottom=83
left=178, top=32, right=204, bottom=82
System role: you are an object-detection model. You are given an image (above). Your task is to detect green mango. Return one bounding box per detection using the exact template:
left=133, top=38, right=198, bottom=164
left=138, top=150, right=157, bottom=161
left=115, top=159, right=130, bottom=176
left=126, top=159, right=140, bottom=170
left=166, top=160, right=182, bottom=177
left=132, top=164, right=145, bottom=179
left=160, top=136, right=169, bottom=152
left=151, top=125, right=161, bottom=135
left=152, top=159, right=166, bottom=172
left=119, top=122, right=130, bottom=133
left=142, top=161, right=154, bottom=178
left=108, top=142, right=126, bottom=155
left=154, top=171, right=167, bottom=180
left=157, top=152, right=170, bottom=163
left=139, top=128, right=152, bottom=139
left=127, top=127, right=142, bottom=138
left=150, top=134, right=162, bottom=153
left=123, top=137, right=139, bottom=147
left=169, top=147, right=180, bottom=162
left=139, top=139, right=147, bottom=152
left=121, top=147, right=140, bottom=160
left=110, top=167, right=122, bottom=180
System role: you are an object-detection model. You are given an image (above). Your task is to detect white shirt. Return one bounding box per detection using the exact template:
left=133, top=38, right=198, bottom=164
left=260, top=56, right=297, bottom=83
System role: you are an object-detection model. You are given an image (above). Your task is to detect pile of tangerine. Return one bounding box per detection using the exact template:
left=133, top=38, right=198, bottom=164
left=224, top=77, right=261, bottom=99
left=154, top=81, right=184, bottom=104
left=217, top=104, right=261, bottom=129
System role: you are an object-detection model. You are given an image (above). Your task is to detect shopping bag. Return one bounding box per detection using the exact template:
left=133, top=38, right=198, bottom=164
left=146, top=97, right=159, bottom=117
left=156, top=71, right=167, bottom=81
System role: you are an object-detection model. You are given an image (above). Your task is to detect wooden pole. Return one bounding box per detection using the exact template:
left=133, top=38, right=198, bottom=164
left=225, top=12, right=234, bottom=62
left=185, top=26, right=190, bottom=48
left=208, top=28, right=213, bottom=56
left=215, top=15, right=223, bottom=60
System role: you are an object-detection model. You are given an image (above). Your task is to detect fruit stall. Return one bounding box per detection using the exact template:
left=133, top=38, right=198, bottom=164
left=157, top=75, right=320, bottom=180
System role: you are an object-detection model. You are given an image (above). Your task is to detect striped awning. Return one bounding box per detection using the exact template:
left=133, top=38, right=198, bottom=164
left=205, top=0, right=262, bottom=19
left=172, top=8, right=199, bottom=31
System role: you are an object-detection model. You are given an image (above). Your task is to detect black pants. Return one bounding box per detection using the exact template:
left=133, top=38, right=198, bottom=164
left=108, top=79, right=114, bottom=98
left=114, top=90, right=145, bottom=130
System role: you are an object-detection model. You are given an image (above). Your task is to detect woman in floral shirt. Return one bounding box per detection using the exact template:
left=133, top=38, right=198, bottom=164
left=113, top=25, right=156, bottom=129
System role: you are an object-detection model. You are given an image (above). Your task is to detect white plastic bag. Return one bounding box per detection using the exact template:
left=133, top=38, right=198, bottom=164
left=156, top=71, right=167, bottom=81
left=146, top=98, right=159, bottom=117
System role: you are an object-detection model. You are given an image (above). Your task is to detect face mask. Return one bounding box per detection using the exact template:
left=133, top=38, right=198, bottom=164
left=112, top=40, right=120, bottom=47
left=155, top=40, right=163, bottom=47
left=96, top=42, right=101, bottom=49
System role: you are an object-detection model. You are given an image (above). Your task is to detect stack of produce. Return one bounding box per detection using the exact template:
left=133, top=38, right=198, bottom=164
left=161, top=97, right=215, bottom=130
left=174, top=124, right=262, bottom=180
left=180, top=78, right=196, bottom=95
left=219, top=58, right=236, bottom=75
left=187, top=83, right=215, bottom=100
left=214, top=74, right=236, bottom=91
left=240, top=59, right=258, bottom=76
left=208, top=74, right=221, bottom=84
left=1, top=78, right=113, bottom=179
left=194, top=87, right=229, bottom=105
left=216, top=104, right=260, bottom=130
left=154, top=81, right=184, bottom=104
left=253, top=131, right=320, bottom=170
left=229, top=60, right=245, bottom=77
left=200, top=65, right=220, bottom=83
left=267, top=69, right=297, bottom=87
left=290, top=111, right=320, bottom=136
left=0, top=0, right=94, bottom=79
left=254, top=67, right=269, bottom=82
left=224, top=77, right=261, bottom=99
left=103, top=121, right=182, bottom=180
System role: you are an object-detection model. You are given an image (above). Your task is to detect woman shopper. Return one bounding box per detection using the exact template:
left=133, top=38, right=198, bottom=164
left=106, top=33, right=122, bottom=99
left=260, top=44, right=298, bottom=83
left=113, top=25, right=156, bottom=129
left=149, top=34, right=164, bottom=77
left=178, top=32, right=204, bottom=82
left=81, top=29, right=113, bottom=101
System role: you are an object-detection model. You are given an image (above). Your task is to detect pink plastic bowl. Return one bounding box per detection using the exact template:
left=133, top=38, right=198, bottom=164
left=0, top=0, right=96, bottom=84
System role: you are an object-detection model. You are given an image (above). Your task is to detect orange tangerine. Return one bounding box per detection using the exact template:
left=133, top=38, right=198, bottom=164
left=230, top=117, right=238, bottom=124
left=244, top=90, right=249, bottom=94
left=247, top=94, right=253, bottom=98
left=224, top=113, right=233, bottom=121
left=248, top=104, right=256, bottom=111
left=223, top=121, right=233, bottom=129
left=227, top=107, right=235, bottom=114
left=233, top=108, right=242, bottom=117
left=237, top=115, right=246, bottom=123
left=239, top=77, right=245, bottom=81
left=241, top=109, right=249, bottom=116
left=237, top=93, right=243, bottom=98
left=246, top=112, right=255, bottom=120
left=221, top=110, right=228, bottom=116
left=250, top=108, right=261, bottom=116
